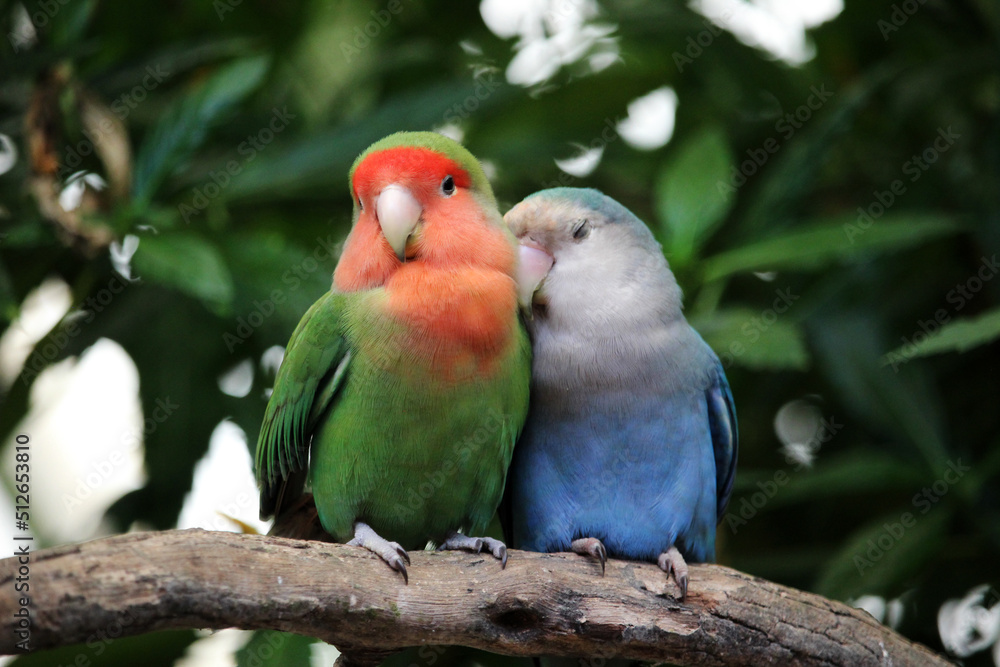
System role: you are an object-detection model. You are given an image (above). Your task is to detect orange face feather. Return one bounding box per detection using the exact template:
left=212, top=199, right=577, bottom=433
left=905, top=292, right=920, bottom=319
left=334, top=146, right=518, bottom=376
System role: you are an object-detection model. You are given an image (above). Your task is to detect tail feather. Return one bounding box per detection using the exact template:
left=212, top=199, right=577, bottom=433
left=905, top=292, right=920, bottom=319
left=268, top=492, right=336, bottom=542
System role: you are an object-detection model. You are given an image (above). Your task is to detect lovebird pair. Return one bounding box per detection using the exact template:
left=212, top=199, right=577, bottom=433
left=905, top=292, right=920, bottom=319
left=254, top=132, right=737, bottom=597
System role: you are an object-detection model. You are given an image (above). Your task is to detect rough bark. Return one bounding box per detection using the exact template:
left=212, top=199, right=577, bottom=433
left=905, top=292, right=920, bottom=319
left=0, top=529, right=951, bottom=666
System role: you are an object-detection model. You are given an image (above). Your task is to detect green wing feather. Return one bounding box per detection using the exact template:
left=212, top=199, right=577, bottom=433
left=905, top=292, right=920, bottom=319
left=255, top=291, right=350, bottom=519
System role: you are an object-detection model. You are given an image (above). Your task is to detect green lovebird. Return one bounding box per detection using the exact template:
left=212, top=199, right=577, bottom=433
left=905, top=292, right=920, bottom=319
left=254, top=132, right=531, bottom=581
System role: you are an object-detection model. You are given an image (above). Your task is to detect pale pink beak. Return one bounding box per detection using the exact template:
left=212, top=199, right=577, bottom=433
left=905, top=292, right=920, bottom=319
left=376, top=184, right=422, bottom=260
left=516, top=241, right=554, bottom=308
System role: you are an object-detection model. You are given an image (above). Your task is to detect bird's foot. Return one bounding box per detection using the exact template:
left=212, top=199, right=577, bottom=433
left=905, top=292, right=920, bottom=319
left=657, top=546, right=689, bottom=601
left=571, top=537, right=607, bottom=575
left=437, top=531, right=508, bottom=568
left=348, top=522, right=411, bottom=584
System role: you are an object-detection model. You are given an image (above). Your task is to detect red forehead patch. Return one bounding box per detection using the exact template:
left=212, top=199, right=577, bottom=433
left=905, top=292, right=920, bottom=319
left=352, top=147, right=471, bottom=196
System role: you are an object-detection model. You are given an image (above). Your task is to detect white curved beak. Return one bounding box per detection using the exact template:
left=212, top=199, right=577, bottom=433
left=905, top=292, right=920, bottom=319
left=376, top=184, right=422, bottom=261
left=516, top=242, right=554, bottom=308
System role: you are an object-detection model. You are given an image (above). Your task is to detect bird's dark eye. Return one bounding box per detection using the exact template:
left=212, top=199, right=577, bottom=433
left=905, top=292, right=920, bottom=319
left=358, top=197, right=364, bottom=211
left=441, top=175, right=456, bottom=197
left=572, top=219, right=590, bottom=240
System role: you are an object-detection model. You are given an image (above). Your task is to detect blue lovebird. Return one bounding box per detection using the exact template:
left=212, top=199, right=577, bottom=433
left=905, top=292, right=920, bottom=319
left=504, top=187, right=738, bottom=599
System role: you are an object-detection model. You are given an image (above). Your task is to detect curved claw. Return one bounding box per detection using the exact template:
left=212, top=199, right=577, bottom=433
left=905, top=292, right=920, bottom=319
left=396, top=543, right=411, bottom=565
left=437, top=533, right=483, bottom=553
left=348, top=521, right=412, bottom=584
left=388, top=552, right=409, bottom=584
left=658, top=546, right=689, bottom=601
left=479, top=537, right=507, bottom=567
left=571, top=537, right=607, bottom=576
left=439, top=532, right=508, bottom=568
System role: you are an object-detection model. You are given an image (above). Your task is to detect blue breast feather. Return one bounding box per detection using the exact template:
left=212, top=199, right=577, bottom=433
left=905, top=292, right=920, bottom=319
left=509, top=355, right=737, bottom=564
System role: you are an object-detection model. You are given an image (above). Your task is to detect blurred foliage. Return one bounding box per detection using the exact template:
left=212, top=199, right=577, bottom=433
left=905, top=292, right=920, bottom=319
left=1, top=0, right=999, bottom=665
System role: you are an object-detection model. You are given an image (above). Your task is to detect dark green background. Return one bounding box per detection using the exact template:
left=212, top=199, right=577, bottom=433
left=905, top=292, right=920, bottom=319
left=1, top=0, right=998, bottom=664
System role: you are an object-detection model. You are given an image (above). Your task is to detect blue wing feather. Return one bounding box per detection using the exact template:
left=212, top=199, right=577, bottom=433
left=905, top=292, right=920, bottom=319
left=707, top=359, right=738, bottom=522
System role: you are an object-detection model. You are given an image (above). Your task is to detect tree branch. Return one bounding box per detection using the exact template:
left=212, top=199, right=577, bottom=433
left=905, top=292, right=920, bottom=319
left=0, top=529, right=950, bottom=666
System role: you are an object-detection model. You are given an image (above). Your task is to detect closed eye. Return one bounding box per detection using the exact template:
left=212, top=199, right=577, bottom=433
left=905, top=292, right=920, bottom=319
left=572, top=219, right=590, bottom=240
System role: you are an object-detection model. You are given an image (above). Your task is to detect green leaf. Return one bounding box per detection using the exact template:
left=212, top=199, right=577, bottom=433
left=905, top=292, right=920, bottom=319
left=735, top=64, right=900, bottom=239
left=7, top=629, right=197, bottom=667
left=224, top=80, right=513, bottom=202
left=815, top=508, right=951, bottom=600
left=132, top=233, right=234, bottom=312
left=236, top=631, right=320, bottom=667
left=132, top=56, right=270, bottom=204
left=731, top=452, right=924, bottom=507
left=691, top=307, right=809, bottom=371
left=884, top=306, right=1000, bottom=364
left=656, top=126, right=734, bottom=264
left=812, top=314, right=951, bottom=470
left=702, top=214, right=957, bottom=281
left=0, top=257, right=16, bottom=323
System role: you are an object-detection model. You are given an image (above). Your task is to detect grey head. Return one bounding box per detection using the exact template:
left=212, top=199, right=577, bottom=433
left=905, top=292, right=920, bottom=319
left=505, top=187, right=684, bottom=334
left=505, top=188, right=713, bottom=393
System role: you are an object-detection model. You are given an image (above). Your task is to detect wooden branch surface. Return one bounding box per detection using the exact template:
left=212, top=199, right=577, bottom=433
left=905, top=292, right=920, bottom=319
left=0, top=529, right=951, bottom=666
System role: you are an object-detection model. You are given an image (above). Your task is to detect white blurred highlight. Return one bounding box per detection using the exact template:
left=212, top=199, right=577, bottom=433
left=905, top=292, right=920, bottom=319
left=774, top=399, right=823, bottom=468
left=691, top=0, right=843, bottom=65
left=177, top=420, right=270, bottom=535
left=175, top=630, right=252, bottom=667
left=2, top=339, right=145, bottom=543
left=480, top=0, right=619, bottom=87
left=434, top=123, right=465, bottom=143
left=938, top=585, right=1000, bottom=658
left=219, top=359, right=254, bottom=398
left=0, top=134, right=17, bottom=176
left=58, top=171, right=107, bottom=212
left=311, top=641, right=341, bottom=666
left=617, top=87, right=678, bottom=151
left=110, top=234, right=140, bottom=281
left=555, top=144, right=604, bottom=177
left=0, top=277, right=72, bottom=389
left=852, top=594, right=904, bottom=630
